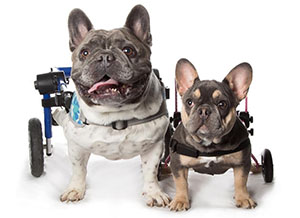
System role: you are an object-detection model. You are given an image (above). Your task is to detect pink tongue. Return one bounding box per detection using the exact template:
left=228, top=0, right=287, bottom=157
left=88, top=78, right=119, bottom=93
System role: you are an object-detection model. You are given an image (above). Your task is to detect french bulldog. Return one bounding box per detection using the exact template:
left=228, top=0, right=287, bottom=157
left=169, top=58, right=256, bottom=211
left=53, top=5, right=170, bottom=207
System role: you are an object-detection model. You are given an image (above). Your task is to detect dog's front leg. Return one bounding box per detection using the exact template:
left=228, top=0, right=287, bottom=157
left=233, top=166, right=257, bottom=208
left=140, top=141, right=170, bottom=207
left=60, top=142, right=90, bottom=202
left=169, top=167, right=190, bottom=211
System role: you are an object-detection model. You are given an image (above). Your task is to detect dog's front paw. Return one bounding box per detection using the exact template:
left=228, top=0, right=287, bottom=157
left=143, top=190, right=171, bottom=207
left=169, top=196, right=190, bottom=212
left=235, top=196, right=257, bottom=209
left=60, top=188, right=85, bottom=202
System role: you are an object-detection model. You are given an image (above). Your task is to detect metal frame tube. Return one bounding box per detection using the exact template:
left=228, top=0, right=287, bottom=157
left=43, top=94, right=53, bottom=156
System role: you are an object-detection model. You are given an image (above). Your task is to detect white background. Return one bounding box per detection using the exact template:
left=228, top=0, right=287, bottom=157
left=1, top=0, right=299, bottom=217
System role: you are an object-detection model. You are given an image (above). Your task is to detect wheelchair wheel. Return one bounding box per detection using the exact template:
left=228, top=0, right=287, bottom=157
left=261, top=149, right=273, bottom=183
left=28, top=118, right=44, bottom=177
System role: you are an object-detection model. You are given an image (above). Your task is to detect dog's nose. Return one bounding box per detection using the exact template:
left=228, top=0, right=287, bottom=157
left=199, top=106, right=211, bottom=120
left=98, top=53, right=116, bottom=66
left=106, top=53, right=115, bottom=63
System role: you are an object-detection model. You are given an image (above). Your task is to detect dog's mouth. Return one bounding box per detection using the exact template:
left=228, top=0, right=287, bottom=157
left=76, top=74, right=149, bottom=105
left=189, top=121, right=224, bottom=141
left=87, top=75, right=132, bottom=97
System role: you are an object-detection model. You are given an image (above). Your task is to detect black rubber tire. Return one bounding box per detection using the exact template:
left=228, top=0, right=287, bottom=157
left=28, top=118, right=44, bottom=177
left=261, top=149, right=273, bottom=183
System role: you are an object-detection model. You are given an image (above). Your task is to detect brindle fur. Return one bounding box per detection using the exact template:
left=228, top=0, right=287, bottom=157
left=169, top=59, right=256, bottom=211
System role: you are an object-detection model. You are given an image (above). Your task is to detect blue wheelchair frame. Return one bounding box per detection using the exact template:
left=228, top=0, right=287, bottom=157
left=39, top=67, right=72, bottom=155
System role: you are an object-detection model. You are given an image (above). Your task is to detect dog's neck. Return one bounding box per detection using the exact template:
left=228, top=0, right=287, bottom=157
left=175, top=118, right=249, bottom=153
left=77, top=72, right=164, bottom=125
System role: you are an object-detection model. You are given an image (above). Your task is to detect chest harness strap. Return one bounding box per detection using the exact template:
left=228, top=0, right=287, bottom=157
left=170, top=138, right=250, bottom=158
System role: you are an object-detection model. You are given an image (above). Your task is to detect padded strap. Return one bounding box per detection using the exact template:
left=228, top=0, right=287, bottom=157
left=170, top=138, right=250, bottom=157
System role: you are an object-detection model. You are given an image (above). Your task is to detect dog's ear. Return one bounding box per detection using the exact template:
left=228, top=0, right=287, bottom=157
left=176, top=58, right=199, bottom=96
left=68, top=9, right=93, bottom=52
left=223, top=62, right=253, bottom=101
left=125, top=5, right=152, bottom=46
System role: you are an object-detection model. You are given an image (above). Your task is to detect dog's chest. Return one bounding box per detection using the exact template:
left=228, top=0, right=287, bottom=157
left=179, top=151, right=243, bottom=175
left=64, top=115, right=169, bottom=160
left=180, top=155, right=224, bottom=167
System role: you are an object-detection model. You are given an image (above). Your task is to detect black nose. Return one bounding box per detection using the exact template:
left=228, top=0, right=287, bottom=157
left=98, top=53, right=115, bottom=66
left=199, top=106, right=211, bottom=120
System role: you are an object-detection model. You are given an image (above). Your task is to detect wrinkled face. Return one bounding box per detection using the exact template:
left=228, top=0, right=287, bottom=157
left=181, top=79, right=238, bottom=142
left=175, top=58, right=253, bottom=144
left=71, top=28, right=151, bottom=106
left=68, top=5, right=152, bottom=106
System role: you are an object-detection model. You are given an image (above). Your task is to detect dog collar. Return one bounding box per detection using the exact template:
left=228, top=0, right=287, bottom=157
left=170, top=137, right=250, bottom=158
left=70, top=92, right=168, bottom=130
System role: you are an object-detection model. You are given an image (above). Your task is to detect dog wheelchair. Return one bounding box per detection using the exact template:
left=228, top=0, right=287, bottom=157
left=28, top=67, right=273, bottom=183
left=157, top=83, right=274, bottom=183
left=29, top=67, right=72, bottom=177
left=28, top=67, right=170, bottom=177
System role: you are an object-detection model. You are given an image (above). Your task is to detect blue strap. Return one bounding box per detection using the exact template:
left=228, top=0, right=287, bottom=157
left=70, top=93, right=84, bottom=125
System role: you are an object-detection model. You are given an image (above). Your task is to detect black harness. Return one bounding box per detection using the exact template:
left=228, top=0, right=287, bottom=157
left=170, top=138, right=250, bottom=158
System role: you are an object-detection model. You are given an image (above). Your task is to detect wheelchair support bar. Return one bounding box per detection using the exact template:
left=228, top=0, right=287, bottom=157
left=43, top=94, right=53, bottom=156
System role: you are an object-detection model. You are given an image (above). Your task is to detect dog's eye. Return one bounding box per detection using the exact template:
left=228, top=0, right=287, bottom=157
left=122, top=46, right=136, bottom=57
left=186, top=98, right=194, bottom=107
left=218, top=100, right=227, bottom=110
left=80, top=49, right=89, bottom=59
